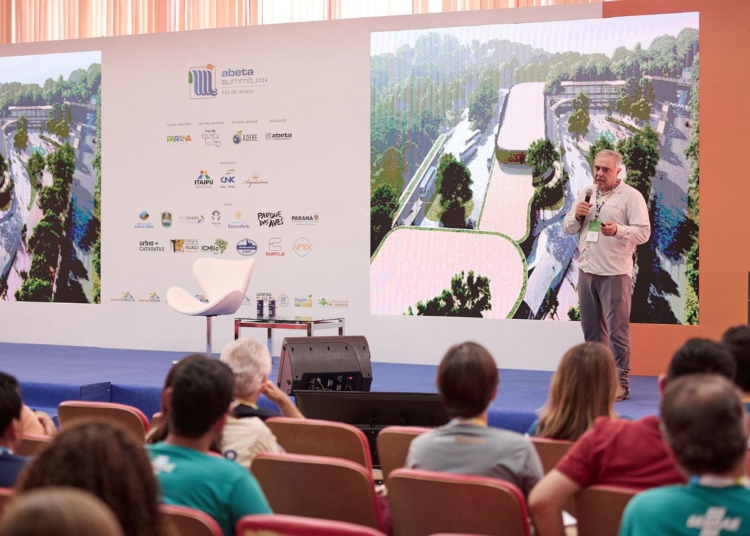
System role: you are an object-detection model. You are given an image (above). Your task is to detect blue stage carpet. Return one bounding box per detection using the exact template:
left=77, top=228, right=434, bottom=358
left=0, top=343, right=660, bottom=433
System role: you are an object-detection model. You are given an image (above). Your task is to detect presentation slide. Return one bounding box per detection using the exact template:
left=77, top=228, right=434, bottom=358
left=370, top=13, right=699, bottom=325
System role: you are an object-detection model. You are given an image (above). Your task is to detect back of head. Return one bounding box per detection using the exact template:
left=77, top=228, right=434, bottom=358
left=0, top=372, right=22, bottom=434
left=539, top=342, right=617, bottom=441
left=721, top=325, right=750, bottom=392
left=0, top=487, right=124, bottom=536
left=666, top=338, right=736, bottom=382
left=14, top=421, right=162, bottom=536
left=661, top=374, right=747, bottom=475
left=169, top=355, right=234, bottom=438
left=437, top=342, right=498, bottom=418
left=220, top=338, right=272, bottom=399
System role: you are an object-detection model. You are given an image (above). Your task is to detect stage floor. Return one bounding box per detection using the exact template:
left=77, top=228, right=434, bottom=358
left=1, top=342, right=660, bottom=433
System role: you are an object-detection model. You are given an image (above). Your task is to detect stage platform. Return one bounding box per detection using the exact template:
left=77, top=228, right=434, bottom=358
left=1, top=343, right=660, bottom=433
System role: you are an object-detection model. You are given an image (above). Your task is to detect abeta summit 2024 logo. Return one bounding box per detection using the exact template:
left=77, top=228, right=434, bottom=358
left=189, top=64, right=255, bottom=99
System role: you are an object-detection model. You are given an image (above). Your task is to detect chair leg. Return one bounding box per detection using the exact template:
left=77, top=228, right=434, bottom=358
left=206, top=316, right=213, bottom=357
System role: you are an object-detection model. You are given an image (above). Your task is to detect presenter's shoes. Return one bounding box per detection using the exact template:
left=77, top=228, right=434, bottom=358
left=615, top=385, right=630, bottom=402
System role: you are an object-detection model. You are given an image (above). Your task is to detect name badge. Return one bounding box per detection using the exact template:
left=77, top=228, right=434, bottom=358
left=586, top=221, right=601, bottom=242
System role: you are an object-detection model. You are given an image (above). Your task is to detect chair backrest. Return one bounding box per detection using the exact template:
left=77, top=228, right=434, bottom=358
left=159, top=504, right=222, bottom=536
left=387, top=468, right=531, bottom=536
left=15, top=433, right=52, bottom=456
left=529, top=437, right=574, bottom=474
left=266, top=417, right=374, bottom=472
left=151, top=412, right=165, bottom=430
left=237, top=514, right=387, bottom=536
left=575, top=485, right=639, bottom=536
left=375, top=426, right=429, bottom=480
left=57, top=401, right=150, bottom=442
left=0, top=487, right=13, bottom=519
left=193, top=258, right=254, bottom=303
left=252, top=452, right=382, bottom=531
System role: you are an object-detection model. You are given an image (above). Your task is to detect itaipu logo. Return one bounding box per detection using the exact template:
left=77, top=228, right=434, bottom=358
left=189, top=64, right=218, bottom=99
left=195, top=170, right=213, bottom=188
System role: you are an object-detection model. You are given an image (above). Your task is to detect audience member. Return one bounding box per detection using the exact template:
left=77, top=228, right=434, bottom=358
left=220, top=338, right=303, bottom=421
left=0, top=373, right=28, bottom=487
left=529, top=338, right=736, bottom=536
left=219, top=339, right=300, bottom=467
left=721, top=325, right=750, bottom=410
left=0, top=487, right=124, bottom=536
left=406, top=342, right=543, bottom=497
left=0, top=373, right=55, bottom=438
left=14, top=421, right=164, bottom=536
left=147, top=355, right=272, bottom=536
left=620, top=374, right=750, bottom=535
left=528, top=342, right=617, bottom=440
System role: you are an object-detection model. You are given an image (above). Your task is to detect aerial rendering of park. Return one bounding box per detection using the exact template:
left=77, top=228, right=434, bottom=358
left=0, top=51, right=101, bottom=303
left=370, top=13, right=699, bottom=324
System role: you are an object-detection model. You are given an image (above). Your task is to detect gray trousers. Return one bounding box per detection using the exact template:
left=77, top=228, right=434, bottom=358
left=578, top=270, right=632, bottom=389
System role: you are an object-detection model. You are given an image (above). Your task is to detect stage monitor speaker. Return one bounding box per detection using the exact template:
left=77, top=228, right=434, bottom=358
left=277, top=336, right=373, bottom=395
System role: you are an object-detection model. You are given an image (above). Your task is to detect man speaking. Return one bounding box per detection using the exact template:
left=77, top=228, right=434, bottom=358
left=563, top=150, right=650, bottom=402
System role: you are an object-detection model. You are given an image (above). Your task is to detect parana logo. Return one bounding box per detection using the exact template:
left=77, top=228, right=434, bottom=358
left=167, top=135, right=192, bottom=143
left=189, top=64, right=218, bottom=99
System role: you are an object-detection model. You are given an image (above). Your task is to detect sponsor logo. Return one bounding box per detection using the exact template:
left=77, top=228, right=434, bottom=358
left=236, top=238, right=258, bottom=256
left=232, top=130, right=258, bottom=144
left=139, top=292, right=161, bottom=303
left=221, top=68, right=255, bottom=87
left=170, top=239, right=200, bottom=253
left=294, top=294, right=313, bottom=308
left=211, top=210, right=221, bottom=227
left=139, top=240, right=165, bottom=252
left=136, top=211, right=154, bottom=229
left=228, top=211, right=251, bottom=229
left=243, top=172, right=268, bottom=187
left=291, top=214, right=319, bottom=226
left=266, top=237, right=285, bottom=257
left=292, top=237, right=312, bottom=257
left=195, top=170, right=213, bottom=189
left=177, top=215, right=204, bottom=225
left=111, top=291, right=135, bottom=302
left=167, top=135, right=192, bottom=143
left=256, top=292, right=273, bottom=301
left=189, top=64, right=218, bottom=99
left=265, top=132, right=293, bottom=141
left=201, top=238, right=228, bottom=255
left=202, top=129, right=221, bottom=148
left=318, top=298, right=349, bottom=308
left=220, top=169, right=236, bottom=189
left=195, top=294, right=209, bottom=303
left=277, top=294, right=289, bottom=307
left=161, top=212, right=173, bottom=228
left=258, top=211, right=283, bottom=228
left=241, top=296, right=253, bottom=306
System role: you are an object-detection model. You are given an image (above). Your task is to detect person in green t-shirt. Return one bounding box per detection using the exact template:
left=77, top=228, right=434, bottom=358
left=620, top=374, right=750, bottom=536
left=146, top=356, right=272, bottom=536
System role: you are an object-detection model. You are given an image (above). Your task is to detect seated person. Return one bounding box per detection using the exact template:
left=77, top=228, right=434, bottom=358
left=721, top=325, right=750, bottom=411
left=0, top=371, right=55, bottom=436
left=406, top=342, right=543, bottom=498
left=147, top=355, right=272, bottom=536
left=0, top=372, right=28, bottom=487
left=529, top=338, right=736, bottom=536
left=219, top=338, right=302, bottom=468
left=15, top=421, right=164, bottom=536
left=528, top=342, right=618, bottom=440
left=621, top=374, right=750, bottom=535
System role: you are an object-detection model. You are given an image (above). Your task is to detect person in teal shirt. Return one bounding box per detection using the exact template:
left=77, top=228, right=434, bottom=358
left=620, top=374, right=750, bottom=536
left=147, top=356, right=272, bottom=536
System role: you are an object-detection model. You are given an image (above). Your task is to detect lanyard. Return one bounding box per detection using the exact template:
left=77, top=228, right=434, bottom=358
left=689, top=475, right=749, bottom=488
left=593, top=183, right=618, bottom=221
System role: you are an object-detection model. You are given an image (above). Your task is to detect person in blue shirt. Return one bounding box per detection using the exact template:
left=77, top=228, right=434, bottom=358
left=0, top=372, right=29, bottom=488
left=146, top=355, right=272, bottom=536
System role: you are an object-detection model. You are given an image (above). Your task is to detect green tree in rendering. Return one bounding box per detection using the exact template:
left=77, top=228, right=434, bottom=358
left=525, top=139, right=559, bottom=179
left=27, top=151, right=45, bottom=188
left=372, top=146, right=407, bottom=193
left=13, top=115, right=29, bottom=152
left=408, top=270, right=492, bottom=318
left=568, top=92, right=591, bottom=140
left=370, top=184, right=399, bottom=256
left=436, top=153, right=473, bottom=229
left=15, top=278, right=52, bottom=302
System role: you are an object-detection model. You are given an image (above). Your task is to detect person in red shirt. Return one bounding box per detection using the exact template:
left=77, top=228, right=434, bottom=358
left=528, top=339, right=736, bottom=536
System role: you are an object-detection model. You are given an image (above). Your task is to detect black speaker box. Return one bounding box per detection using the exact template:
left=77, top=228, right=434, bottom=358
left=277, top=336, right=373, bottom=395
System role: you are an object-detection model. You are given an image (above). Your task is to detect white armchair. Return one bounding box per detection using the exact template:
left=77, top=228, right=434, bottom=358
left=166, top=258, right=255, bottom=356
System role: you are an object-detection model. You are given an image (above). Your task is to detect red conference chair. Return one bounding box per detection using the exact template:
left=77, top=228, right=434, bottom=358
left=14, top=433, right=53, bottom=456
left=387, top=468, right=531, bottom=536
left=0, top=487, right=13, bottom=518
left=160, top=504, right=222, bottom=536
left=236, top=514, right=387, bottom=536
left=265, top=417, right=374, bottom=472
left=575, top=485, right=639, bottom=536
left=529, top=437, right=574, bottom=474
left=375, top=426, right=429, bottom=480
left=57, top=401, right=150, bottom=442
left=252, top=452, right=383, bottom=532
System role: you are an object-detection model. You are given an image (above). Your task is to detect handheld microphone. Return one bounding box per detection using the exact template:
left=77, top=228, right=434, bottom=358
left=579, top=187, right=593, bottom=224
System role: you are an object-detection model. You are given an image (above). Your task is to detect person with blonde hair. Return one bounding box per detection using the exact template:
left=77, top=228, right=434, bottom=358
left=0, top=488, right=124, bottom=536
left=527, top=342, right=617, bottom=441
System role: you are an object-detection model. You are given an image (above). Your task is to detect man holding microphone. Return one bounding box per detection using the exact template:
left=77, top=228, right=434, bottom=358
left=563, top=149, right=650, bottom=401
